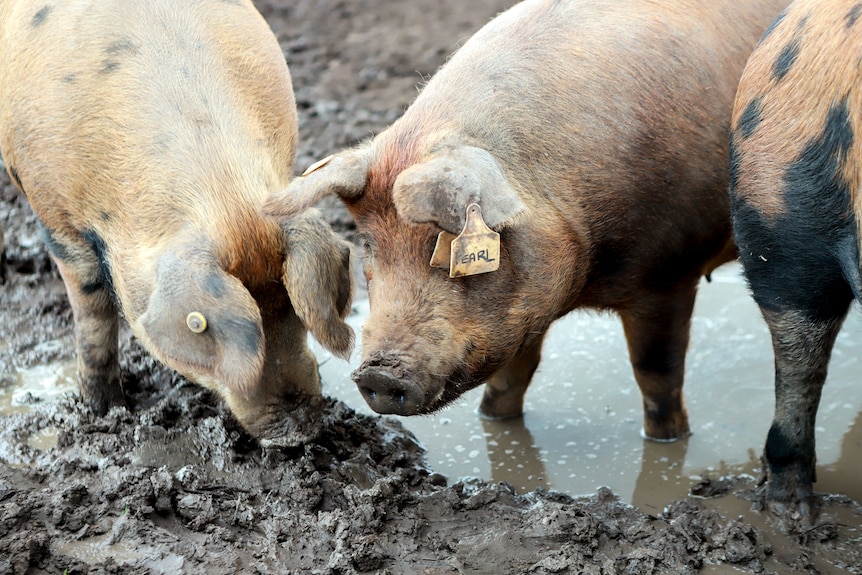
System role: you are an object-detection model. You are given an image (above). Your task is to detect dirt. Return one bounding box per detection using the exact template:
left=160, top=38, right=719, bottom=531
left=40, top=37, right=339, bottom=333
left=1, top=0, right=861, bottom=573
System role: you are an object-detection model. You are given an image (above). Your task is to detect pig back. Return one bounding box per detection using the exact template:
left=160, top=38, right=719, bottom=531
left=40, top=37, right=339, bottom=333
left=0, top=0, right=297, bottom=266
left=389, top=0, right=787, bottom=292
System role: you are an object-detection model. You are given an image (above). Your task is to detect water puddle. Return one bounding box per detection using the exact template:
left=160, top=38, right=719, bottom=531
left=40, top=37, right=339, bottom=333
left=0, top=357, right=76, bottom=415
left=313, top=262, right=862, bottom=513
left=53, top=527, right=185, bottom=573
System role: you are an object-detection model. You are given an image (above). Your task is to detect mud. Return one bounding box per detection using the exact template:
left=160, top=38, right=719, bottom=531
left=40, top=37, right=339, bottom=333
left=1, top=0, right=862, bottom=573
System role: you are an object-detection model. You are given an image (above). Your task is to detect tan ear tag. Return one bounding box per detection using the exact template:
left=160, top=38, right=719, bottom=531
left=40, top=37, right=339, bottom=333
left=448, top=203, right=500, bottom=278
left=430, top=231, right=457, bottom=270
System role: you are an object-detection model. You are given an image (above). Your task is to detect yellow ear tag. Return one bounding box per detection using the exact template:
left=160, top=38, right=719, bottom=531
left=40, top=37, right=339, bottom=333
left=448, top=203, right=500, bottom=278
left=186, top=312, right=207, bottom=334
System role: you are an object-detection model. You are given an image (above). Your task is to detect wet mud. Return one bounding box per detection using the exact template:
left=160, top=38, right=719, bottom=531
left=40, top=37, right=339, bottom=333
left=2, top=0, right=862, bottom=573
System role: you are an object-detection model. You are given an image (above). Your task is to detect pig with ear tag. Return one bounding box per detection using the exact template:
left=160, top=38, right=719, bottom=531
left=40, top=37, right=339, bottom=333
left=265, top=0, right=788, bottom=441
left=0, top=0, right=354, bottom=446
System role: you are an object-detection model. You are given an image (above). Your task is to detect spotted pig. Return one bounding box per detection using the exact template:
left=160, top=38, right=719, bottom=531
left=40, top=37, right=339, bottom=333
left=264, top=0, right=788, bottom=441
left=0, top=0, right=354, bottom=445
left=730, top=0, right=862, bottom=511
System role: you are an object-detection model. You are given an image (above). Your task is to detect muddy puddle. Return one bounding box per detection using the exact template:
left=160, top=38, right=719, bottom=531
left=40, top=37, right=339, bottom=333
left=4, top=261, right=862, bottom=510
left=4, top=260, right=862, bottom=574
left=311, top=261, right=862, bottom=514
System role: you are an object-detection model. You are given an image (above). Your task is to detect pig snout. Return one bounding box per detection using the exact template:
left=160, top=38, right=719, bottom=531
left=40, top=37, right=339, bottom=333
left=351, top=353, right=440, bottom=416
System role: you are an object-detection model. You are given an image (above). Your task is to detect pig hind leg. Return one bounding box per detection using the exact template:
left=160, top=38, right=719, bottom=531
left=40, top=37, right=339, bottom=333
left=619, top=282, right=697, bottom=441
left=48, top=229, right=125, bottom=415
left=736, top=211, right=853, bottom=510
left=479, top=332, right=546, bottom=419
left=759, top=306, right=846, bottom=512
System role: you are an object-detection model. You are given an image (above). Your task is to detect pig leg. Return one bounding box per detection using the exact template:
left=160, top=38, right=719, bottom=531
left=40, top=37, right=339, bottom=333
left=759, top=307, right=846, bottom=512
left=479, top=332, right=546, bottom=419
left=52, top=255, right=124, bottom=415
left=619, top=283, right=697, bottom=441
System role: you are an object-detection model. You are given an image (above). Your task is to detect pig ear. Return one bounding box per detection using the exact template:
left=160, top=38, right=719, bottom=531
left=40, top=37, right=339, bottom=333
left=280, top=208, right=355, bottom=359
left=392, top=145, right=527, bottom=234
left=262, top=148, right=371, bottom=219
left=138, top=249, right=265, bottom=395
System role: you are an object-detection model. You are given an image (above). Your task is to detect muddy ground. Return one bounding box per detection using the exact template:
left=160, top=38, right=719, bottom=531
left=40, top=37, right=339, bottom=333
left=1, top=0, right=862, bottom=573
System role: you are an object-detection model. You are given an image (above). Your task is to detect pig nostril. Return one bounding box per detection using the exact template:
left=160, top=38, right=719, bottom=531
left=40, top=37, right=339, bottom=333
left=392, top=390, right=407, bottom=406
left=362, top=387, right=378, bottom=401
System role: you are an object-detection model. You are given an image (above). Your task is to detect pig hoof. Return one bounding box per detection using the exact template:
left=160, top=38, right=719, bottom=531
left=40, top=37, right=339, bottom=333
left=79, top=378, right=128, bottom=417
left=640, top=427, right=690, bottom=443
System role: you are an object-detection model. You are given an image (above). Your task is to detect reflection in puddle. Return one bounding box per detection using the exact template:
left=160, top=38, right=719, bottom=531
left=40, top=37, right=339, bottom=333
left=315, top=262, right=862, bottom=514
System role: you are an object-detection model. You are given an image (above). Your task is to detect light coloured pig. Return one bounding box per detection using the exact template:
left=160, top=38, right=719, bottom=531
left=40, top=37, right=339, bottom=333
left=0, top=0, right=354, bottom=445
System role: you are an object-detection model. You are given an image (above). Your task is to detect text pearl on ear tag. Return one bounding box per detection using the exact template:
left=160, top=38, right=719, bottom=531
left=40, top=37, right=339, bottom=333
left=186, top=312, right=207, bottom=334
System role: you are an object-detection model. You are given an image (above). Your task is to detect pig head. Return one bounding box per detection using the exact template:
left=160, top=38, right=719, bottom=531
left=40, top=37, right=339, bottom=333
left=0, top=0, right=353, bottom=446
left=265, top=0, right=789, bottom=442
left=271, top=144, right=563, bottom=419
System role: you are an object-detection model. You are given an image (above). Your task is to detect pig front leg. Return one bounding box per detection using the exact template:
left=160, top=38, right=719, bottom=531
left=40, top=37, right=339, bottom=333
left=479, top=332, right=546, bottom=419
left=760, top=307, right=846, bottom=513
left=619, top=284, right=697, bottom=441
left=52, top=254, right=124, bottom=415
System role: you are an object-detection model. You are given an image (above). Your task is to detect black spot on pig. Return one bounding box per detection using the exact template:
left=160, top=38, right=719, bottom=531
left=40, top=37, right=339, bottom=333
left=223, top=317, right=263, bottom=354
left=99, top=41, right=137, bottom=74
left=764, top=424, right=802, bottom=471
left=99, top=60, right=120, bottom=74
left=82, top=229, right=116, bottom=300
left=773, top=38, right=800, bottom=81
left=205, top=270, right=228, bottom=298
left=36, top=219, right=71, bottom=261
left=847, top=3, right=862, bottom=28
left=105, top=39, right=138, bottom=55
left=758, top=10, right=786, bottom=45
left=8, top=165, right=23, bottom=190
left=728, top=135, right=741, bottom=192
left=784, top=98, right=854, bottom=224
left=61, top=74, right=77, bottom=84
left=31, top=5, right=52, bottom=27
left=737, top=98, right=763, bottom=139
left=734, top=99, right=856, bottom=321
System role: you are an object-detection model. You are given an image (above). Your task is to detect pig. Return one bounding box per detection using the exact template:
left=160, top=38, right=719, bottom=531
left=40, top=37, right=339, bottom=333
left=263, top=0, right=788, bottom=442
left=729, top=0, right=862, bottom=512
left=0, top=0, right=354, bottom=446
